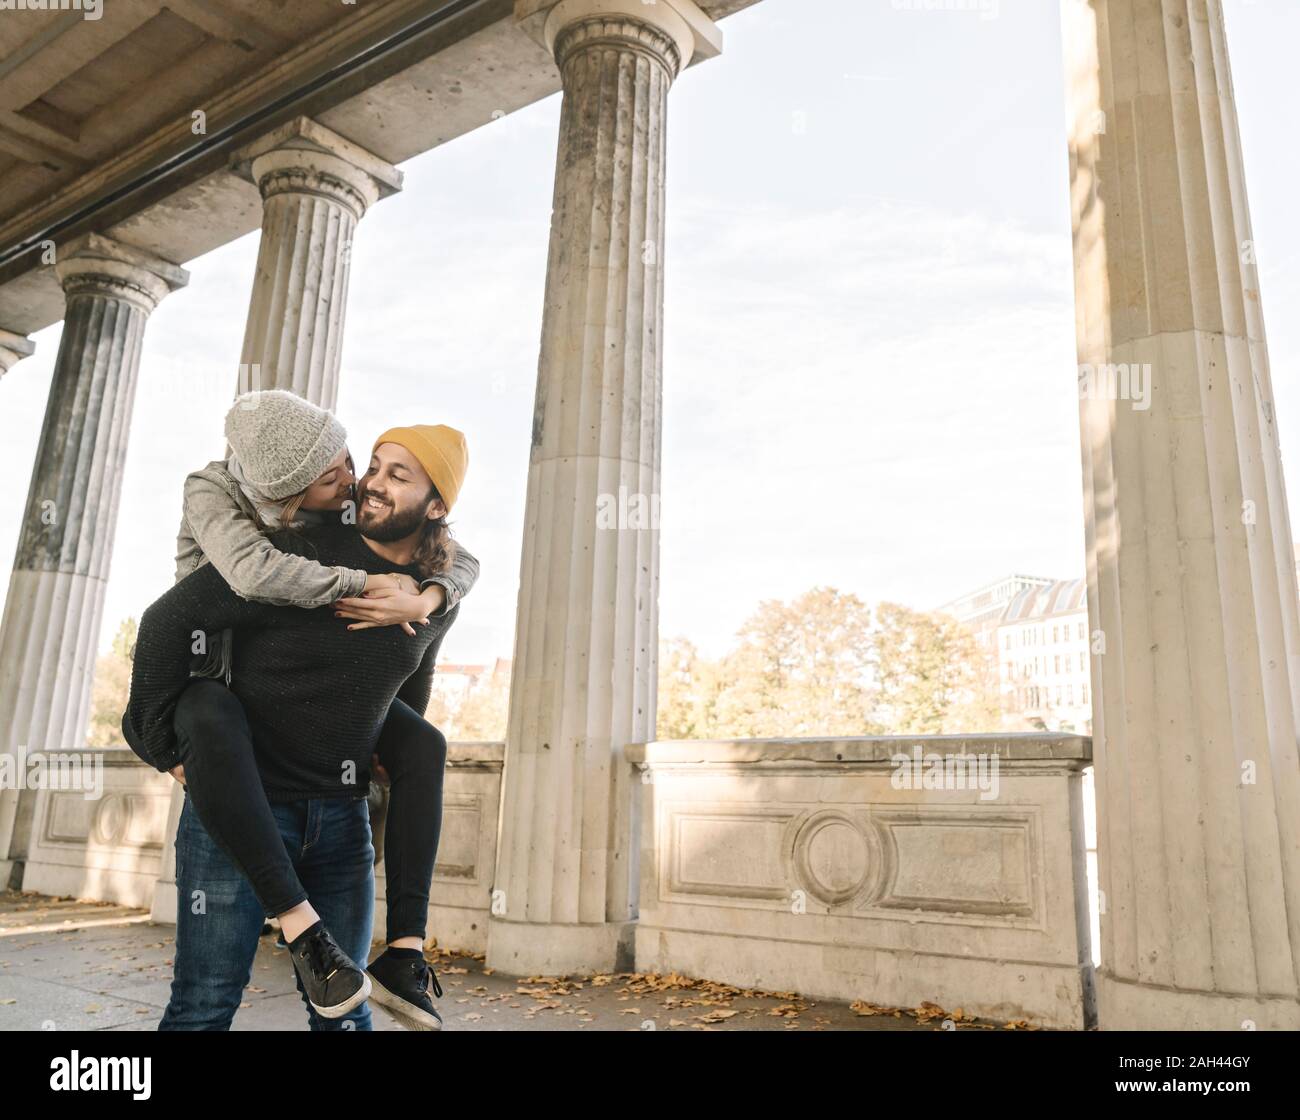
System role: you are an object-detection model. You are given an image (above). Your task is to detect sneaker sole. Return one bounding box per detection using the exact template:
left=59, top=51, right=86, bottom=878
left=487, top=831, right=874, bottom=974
left=311, top=972, right=372, bottom=1020
left=367, top=971, right=443, bottom=1031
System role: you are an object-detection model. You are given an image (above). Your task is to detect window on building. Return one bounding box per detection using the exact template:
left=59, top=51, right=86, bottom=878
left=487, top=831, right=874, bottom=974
left=1082, top=684, right=1089, bottom=704
left=1054, top=655, right=1060, bottom=673
left=1077, top=622, right=1085, bottom=640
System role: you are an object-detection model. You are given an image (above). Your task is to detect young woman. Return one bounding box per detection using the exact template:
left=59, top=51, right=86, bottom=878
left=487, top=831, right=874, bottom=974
left=167, top=388, right=473, bottom=1030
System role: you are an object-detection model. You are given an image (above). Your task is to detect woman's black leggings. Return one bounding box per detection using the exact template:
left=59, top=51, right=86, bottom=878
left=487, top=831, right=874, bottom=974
left=172, top=679, right=447, bottom=943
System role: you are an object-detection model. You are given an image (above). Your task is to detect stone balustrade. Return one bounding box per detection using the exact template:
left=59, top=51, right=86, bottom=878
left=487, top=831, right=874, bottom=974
left=629, top=734, right=1094, bottom=1029
left=15, top=733, right=1093, bottom=1028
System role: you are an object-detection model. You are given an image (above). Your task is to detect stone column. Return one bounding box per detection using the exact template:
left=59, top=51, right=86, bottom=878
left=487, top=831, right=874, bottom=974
left=0, top=234, right=187, bottom=885
left=486, top=0, right=720, bottom=976
left=1062, top=0, right=1300, bottom=1029
left=233, top=117, right=402, bottom=409
left=0, top=329, right=35, bottom=376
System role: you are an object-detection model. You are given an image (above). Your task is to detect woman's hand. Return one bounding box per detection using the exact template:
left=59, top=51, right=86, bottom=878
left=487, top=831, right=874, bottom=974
left=334, top=580, right=444, bottom=635
left=362, top=572, right=420, bottom=596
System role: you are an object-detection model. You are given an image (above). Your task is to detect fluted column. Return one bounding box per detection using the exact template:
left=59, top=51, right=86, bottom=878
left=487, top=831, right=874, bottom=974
left=234, top=117, right=402, bottom=408
left=0, top=234, right=187, bottom=883
left=0, top=329, right=35, bottom=377
left=1063, top=0, right=1300, bottom=1029
left=487, top=0, right=720, bottom=976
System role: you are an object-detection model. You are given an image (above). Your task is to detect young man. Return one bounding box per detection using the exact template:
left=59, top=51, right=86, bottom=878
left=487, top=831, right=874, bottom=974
left=124, top=427, right=469, bottom=1031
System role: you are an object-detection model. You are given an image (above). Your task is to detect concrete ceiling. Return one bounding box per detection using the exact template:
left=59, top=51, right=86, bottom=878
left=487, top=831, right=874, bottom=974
left=0, top=1, right=356, bottom=229
left=0, top=0, right=761, bottom=336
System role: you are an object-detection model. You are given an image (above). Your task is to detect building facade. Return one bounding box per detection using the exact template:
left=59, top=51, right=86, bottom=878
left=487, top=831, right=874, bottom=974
left=942, top=575, right=1093, bottom=735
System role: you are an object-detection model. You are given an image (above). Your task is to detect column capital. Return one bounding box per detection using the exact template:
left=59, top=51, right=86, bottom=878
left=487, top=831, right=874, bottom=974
left=233, top=116, right=403, bottom=221
left=0, top=329, right=35, bottom=377
left=516, top=0, right=721, bottom=71
left=55, top=233, right=189, bottom=315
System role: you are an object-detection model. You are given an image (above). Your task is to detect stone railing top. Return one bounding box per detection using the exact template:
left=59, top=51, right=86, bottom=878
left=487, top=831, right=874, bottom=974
left=447, top=740, right=506, bottom=765
left=109, top=740, right=506, bottom=765
left=626, top=733, right=1092, bottom=766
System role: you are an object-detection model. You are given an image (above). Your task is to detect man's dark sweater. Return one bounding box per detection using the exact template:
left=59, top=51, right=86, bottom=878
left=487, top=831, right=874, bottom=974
left=122, top=521, right=458, bottom=802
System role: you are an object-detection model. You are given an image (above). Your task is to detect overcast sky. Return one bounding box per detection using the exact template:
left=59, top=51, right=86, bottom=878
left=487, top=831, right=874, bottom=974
left=1, top=0, right=1296, bottom=666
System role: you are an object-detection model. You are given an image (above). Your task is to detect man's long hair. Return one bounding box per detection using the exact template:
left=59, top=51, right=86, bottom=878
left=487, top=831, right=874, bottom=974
left=413, top=483, right=456, bottom=580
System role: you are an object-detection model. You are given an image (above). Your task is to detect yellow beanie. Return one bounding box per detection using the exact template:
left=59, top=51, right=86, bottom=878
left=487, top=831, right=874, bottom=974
left=372, top=424, right=468, bottom=512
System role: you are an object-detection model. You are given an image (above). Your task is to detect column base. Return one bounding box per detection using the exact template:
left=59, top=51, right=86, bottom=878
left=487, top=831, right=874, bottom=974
left=0, top=858, right=23, bottom=891
left=1098, top=970, right=1300, bottom=1030
left=486, top=917, right=636, bottom=977
left=148, top=783, right=185, bottom=924
left=150, top=880, right=178, bottom=925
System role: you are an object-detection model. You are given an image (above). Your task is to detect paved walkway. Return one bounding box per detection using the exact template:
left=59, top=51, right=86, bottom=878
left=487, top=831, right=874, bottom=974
left=0, top=890, right=1022, bottom=1032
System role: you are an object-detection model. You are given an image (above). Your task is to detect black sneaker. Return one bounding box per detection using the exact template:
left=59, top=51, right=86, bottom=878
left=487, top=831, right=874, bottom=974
left=287, top=923, right=371, bottom=1019
left=366, top=950, right=444, bottom=1031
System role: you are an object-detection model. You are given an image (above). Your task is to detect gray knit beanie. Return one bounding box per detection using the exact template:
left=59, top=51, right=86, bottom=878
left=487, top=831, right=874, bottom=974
left=224, top=390, right=348, bottom=501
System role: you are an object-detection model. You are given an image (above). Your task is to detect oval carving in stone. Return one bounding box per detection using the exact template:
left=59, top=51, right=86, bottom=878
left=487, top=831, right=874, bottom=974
left=792, top=810, right=873, bottom=906
left=92, top=794, right=127, bottom=846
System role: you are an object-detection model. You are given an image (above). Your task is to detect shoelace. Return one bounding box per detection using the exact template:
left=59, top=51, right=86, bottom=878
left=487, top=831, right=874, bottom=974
left=410, top=959, right=443, bottom=1000
left=302, top=931, right=350, bottom=983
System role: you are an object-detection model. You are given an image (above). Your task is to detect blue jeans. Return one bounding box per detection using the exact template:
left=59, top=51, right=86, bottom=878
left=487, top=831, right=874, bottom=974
left=159, top=792, right=376, bottom=1031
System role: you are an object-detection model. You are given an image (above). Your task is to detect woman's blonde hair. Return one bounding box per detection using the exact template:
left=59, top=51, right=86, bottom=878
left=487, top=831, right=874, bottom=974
left=250, top=488, right=308, bottom=533
left=250, top=450, right=350, bottom=532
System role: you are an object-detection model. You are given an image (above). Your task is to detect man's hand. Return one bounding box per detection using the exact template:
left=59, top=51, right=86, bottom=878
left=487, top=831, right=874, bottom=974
left=334, top=581, right=443, bottom=636
left=169, top=763, right=186, bottom=787
left=371, top=753, right=391, bottom=786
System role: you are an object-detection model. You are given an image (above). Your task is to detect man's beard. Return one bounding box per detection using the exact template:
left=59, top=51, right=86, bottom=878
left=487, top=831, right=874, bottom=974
left=357, top=489, right=428, bottom=542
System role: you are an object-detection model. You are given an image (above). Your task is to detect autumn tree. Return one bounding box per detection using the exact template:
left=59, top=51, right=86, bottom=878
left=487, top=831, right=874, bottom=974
left=656, top=637, right=724, bottom=740
left=450, top=668, right=510, bottom=740
left=659, top=588, right=878, bottom=739
left=656, top=589, right=1004, bottom=740
left=86, top=617, right=137, bottom=747
left=424, top=667, right=511, bottom=741
left=872, top=602, right=1000, bottom=733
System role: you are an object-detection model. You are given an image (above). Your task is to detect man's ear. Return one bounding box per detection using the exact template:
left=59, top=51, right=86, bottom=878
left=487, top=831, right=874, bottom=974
left=426, top=497, right=448, bottom=521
